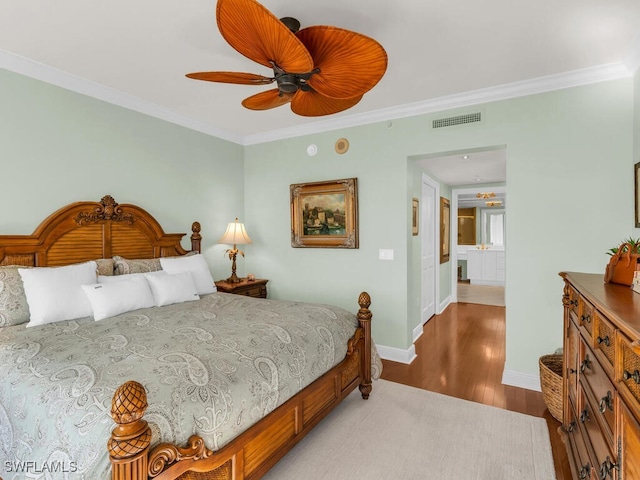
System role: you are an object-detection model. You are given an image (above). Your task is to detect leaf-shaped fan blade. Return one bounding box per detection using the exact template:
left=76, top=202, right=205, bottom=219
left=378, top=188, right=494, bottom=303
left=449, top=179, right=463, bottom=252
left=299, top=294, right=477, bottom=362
left=242, top=88, right=294, bottom=110
left=291, top=90, right=362, bottom=117
left=186, top=71, right=274, bottom=85
left=297, top=26, right=387, bottom=99
left=217, top=0, right=314, bottom=73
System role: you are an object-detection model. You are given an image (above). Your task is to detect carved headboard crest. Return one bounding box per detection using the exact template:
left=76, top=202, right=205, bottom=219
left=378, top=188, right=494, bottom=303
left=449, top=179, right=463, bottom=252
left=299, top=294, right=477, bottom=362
left=76, top=195, right=135, bottom=225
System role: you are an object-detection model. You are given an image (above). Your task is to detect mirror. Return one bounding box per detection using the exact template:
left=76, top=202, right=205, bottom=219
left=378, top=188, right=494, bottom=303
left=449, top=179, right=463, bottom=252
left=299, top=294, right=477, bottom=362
left=482, top=209, right=505, bottom=246
left=457, top=208, right=476, bottom=245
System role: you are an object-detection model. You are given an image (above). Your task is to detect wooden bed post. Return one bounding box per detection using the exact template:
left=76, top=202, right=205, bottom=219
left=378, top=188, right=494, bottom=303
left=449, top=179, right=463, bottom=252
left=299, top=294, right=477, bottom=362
left=190, top=222, right=202, bottom=253
left=109, top=381, right=152, bottom=480
left=357, top=292, right=372, bottom=399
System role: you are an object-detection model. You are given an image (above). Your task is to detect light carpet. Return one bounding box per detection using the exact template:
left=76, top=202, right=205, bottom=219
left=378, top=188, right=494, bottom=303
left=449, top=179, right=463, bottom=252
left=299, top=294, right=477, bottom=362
left=263, top=379, right=555, bottom=480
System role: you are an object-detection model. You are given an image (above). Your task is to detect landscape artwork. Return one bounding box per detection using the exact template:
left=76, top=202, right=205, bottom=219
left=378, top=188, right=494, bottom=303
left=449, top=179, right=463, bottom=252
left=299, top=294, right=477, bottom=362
left=302, top=193, right=346, bottom=236
left=290, top=178, right=359, bottom=248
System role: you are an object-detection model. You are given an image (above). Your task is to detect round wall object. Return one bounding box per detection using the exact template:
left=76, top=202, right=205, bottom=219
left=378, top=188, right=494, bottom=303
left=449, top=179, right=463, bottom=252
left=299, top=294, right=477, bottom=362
left=307, top=144, right=318, bottom=156
left=335, top=138, right=349, bottom=154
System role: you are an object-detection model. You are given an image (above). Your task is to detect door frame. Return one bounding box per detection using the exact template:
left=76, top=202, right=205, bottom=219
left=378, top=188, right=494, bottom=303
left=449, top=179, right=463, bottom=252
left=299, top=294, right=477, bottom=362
left=450, top=185, right=506, bottom=303
left=421, top=173, right=440, bottom=320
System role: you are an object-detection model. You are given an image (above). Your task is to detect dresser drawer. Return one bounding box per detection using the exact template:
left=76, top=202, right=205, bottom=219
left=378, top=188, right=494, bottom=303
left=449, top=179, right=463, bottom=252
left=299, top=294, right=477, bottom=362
left=578, top=384, right=616, bottom=479
left=579, top=297, right=595, bottom=338
left=593, top=312, right=615, bottom=372
left=567, top=318, right=580, bottom=406
left=620, top=400, right=640, bottom=480
left=567, top=398, right=593, bottom=479
left=565, top=284, right=580, bottom=316
left=579, top=338, right=616, bottom=446
left=620, top=336, right=640, bottom=406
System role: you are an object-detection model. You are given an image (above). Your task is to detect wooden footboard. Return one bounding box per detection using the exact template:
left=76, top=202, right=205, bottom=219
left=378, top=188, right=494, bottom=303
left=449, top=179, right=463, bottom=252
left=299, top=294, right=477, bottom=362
left=109, top=292, right=373, bottom=480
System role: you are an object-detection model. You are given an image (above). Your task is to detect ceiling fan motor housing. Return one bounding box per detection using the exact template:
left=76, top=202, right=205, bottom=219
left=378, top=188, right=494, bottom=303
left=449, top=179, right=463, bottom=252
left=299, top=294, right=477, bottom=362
left=277, top=74, right=299, bottom=93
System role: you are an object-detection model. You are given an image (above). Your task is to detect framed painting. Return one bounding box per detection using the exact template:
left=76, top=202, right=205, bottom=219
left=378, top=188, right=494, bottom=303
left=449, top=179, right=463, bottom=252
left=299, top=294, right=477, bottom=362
left=440, top=197, right=450, bottom=263
left=412, top=198, right=419, bottom=236
left=636, top=162, right=640, bottom=228
left=290, top=178, right=359, bottom=248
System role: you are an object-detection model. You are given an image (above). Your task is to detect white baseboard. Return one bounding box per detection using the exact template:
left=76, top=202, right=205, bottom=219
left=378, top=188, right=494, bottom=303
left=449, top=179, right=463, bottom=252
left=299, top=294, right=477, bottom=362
left=502, top=369, right=541, bottom=392
left=377, top=344, right=417, bottom=365
left=438, top=295, right=452, bottom=314
left=413, top=323, right=423, bottom=343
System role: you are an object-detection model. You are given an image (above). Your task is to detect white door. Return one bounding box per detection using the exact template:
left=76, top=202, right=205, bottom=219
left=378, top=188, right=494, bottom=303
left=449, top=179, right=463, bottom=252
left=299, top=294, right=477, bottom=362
left=421, top=179, right=436, bottom=323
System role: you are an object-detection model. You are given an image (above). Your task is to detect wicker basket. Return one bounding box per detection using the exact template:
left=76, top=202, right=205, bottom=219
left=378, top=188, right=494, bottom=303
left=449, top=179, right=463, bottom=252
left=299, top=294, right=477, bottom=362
left=539, top=354, right=563, bottom=422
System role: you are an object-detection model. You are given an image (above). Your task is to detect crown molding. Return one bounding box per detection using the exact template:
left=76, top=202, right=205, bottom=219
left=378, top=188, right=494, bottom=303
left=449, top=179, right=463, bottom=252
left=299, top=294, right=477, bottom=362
left=0, top=49, right=244, bottom=145
left=244, top=62, right=633, bottom=145
left=624, top=32, right=640, bottom=73
left=1, top=48, right=633, bottom=147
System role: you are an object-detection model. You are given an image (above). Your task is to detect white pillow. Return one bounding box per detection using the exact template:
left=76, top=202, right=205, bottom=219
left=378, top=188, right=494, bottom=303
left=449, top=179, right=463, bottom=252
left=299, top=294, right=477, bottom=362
left=81, top=275, right=155, bottom=321
left=145, top=271, right=200, bottom=306
left=98, top=272, right=147, bottom=284
left=159, top=254, right=216, bottom=295
left=18, top=261, right=97, bottom=327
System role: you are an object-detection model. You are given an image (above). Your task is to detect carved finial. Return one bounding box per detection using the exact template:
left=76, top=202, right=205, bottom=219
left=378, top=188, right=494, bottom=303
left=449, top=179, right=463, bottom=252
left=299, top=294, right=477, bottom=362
left=76, top=195, right=134, bottom=225
left=191, top=221, right=202, bottom=239
left=108, top=381, right=152, bottom=462
left=111, top=380, right=148, bottom=424
left=358, top=292, right=371, bottom=311
left=190, top=221, right=202, bottom=254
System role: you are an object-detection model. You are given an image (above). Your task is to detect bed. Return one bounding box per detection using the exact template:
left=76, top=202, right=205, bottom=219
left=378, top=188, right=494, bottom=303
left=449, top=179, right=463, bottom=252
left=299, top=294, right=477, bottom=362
left=0, top=195, right=378, bottom=480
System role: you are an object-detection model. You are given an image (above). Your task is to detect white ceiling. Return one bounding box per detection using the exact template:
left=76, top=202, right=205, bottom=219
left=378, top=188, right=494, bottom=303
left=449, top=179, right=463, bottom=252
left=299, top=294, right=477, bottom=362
left=1, top=0, right=640, bottom=145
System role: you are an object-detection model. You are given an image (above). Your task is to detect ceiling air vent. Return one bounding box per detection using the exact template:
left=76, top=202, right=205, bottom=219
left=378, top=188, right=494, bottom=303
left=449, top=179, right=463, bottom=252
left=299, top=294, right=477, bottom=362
left=432, top=112, right=482, bottom=129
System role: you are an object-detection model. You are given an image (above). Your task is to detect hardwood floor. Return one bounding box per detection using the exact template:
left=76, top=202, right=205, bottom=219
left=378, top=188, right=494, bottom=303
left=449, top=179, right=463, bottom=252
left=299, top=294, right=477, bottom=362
left=380, top=302, right=572, bottom=480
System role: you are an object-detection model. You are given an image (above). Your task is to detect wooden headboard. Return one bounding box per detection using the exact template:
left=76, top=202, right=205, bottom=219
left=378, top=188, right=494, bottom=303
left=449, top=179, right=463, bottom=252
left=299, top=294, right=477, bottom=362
left=0, top=195, right=201, bottom=267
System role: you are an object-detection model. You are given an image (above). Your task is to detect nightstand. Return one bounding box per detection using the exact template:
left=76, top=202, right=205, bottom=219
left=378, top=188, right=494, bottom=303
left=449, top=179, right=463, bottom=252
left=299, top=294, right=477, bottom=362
left=215, top=278, right=268, bottom=298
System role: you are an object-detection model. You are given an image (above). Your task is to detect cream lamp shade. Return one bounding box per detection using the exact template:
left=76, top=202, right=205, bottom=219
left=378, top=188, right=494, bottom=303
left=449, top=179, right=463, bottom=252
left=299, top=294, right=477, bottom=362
left=219, top=218, right=252, bottom=283
left=218, top=218, right=252, bottom=245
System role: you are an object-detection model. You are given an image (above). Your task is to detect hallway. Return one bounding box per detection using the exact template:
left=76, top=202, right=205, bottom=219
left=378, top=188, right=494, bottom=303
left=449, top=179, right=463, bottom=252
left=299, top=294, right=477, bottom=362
left=380, top=303, right=571, bottom=480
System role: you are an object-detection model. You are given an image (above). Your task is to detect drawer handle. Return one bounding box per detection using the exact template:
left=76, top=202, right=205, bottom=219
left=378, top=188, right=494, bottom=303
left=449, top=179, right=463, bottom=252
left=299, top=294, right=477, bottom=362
left=598, top=456, right=617, bottom=479
left=596, top=335, right=610, bottom=347
left=579, top=408, right=590, bottom=423
left=569, top=368, right=578, bottom=375
left=580, top=356, right=591, bottom=373
left=579, top=464, right=590, bottom=479
left=623, top=369, right=640, bottom=384
left=581, top=314, right=591, bottom=323
left=599, top=391, right=613, bottom=413
left=570, top=299, right=578, bottom=307
left=566, top=421, right=577, bottom=433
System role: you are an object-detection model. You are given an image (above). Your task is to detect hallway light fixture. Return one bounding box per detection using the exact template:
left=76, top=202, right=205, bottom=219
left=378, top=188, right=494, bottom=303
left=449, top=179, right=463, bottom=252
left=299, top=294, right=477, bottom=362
left=476, top=192, right=496, bottom=199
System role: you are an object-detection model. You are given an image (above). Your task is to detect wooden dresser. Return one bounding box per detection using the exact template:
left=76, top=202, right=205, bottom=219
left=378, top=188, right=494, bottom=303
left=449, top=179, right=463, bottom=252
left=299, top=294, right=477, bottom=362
left=215, top=278, right=268, bottom=298
left=560, top=272, right=640, bottom=480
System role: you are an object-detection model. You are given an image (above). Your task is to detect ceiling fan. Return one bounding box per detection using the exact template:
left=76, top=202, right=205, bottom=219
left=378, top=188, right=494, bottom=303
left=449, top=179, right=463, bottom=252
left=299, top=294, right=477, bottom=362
left=186, top=0, right=388, bottom=116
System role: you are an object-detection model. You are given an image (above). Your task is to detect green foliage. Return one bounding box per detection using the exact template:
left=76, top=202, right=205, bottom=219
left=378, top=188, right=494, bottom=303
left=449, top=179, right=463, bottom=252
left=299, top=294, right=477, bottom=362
left=607, top=237, right=640, bottom=256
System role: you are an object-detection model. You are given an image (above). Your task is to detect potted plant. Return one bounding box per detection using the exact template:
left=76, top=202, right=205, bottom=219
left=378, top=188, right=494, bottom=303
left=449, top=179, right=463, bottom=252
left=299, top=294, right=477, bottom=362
left=606, top=237, right=640, bottom=256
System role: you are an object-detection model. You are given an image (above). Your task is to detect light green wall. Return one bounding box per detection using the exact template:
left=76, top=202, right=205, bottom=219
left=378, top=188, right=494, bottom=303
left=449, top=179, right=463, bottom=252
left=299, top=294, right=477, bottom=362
left=3, top=66, right=638, bottom=381
left=636, top=70, right=640, bottom=181
left=0, top=68, right=245, bottom=277
left=244, top=125, right=410, bottom=349
left=245, top=79, right=635, bottom=378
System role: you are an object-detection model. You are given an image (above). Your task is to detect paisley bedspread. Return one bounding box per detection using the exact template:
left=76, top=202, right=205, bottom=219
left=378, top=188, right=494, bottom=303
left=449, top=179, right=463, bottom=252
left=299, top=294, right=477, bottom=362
left=0, top=293, right=381, bottom=479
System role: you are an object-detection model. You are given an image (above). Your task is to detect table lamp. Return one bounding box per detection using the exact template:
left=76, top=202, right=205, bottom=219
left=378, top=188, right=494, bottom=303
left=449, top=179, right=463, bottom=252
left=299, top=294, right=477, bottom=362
left=219, top=218, right=252, bottom=283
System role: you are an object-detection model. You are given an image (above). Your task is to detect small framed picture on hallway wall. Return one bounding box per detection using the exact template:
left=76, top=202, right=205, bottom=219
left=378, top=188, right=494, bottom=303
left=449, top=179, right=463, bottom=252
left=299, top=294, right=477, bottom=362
left=440, top=197, right=450, bottom=263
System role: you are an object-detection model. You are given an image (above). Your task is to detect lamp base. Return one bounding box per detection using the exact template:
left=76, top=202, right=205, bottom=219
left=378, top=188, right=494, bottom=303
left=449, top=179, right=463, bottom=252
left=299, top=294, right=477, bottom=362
left=226, top=272, right=242, bottom=283
left=227, top=249, right=242, bottom=283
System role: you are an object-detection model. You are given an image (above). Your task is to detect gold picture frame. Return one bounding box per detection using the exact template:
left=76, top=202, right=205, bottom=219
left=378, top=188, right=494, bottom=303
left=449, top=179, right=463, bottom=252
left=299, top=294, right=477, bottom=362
left=412, top=198, right=419, bottom=236
left=635, top=162, right=640, bottom=228
left=440, top=197, right=450, bottom=263
left=290, top=178, right=359, bottom=248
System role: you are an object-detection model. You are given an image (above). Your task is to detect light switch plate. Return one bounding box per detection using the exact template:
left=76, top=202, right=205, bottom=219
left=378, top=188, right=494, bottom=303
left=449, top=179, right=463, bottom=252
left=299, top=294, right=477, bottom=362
left=379, top=249, right=394, bottom=260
